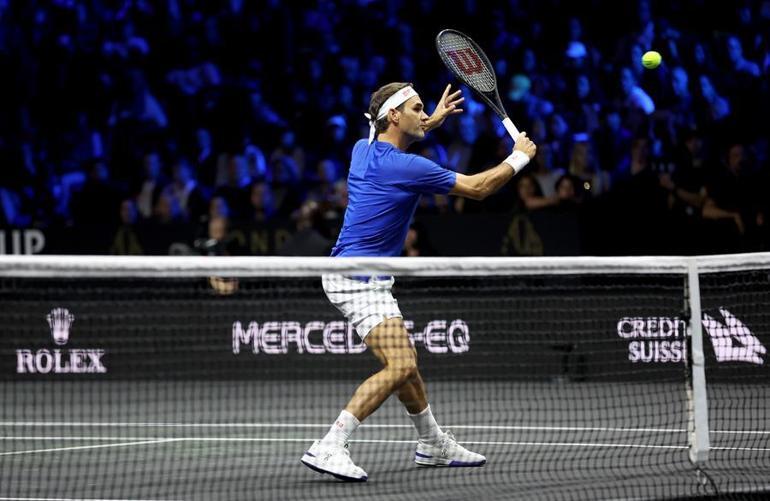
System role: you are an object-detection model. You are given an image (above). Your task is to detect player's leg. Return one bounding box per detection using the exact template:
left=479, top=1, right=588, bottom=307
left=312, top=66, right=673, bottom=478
left=365, top=325, right=429, bottom=414
left=365, top=326, right=486, bottom=468
left=395, top=366, right=428, bottom=413
left=344, top=317, right=420, bottom=419
left=300, top=317, right=416, bottom=482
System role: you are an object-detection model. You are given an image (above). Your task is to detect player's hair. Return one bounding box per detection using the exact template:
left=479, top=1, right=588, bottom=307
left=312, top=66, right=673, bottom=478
left=368, top=82, right=413, bottom=135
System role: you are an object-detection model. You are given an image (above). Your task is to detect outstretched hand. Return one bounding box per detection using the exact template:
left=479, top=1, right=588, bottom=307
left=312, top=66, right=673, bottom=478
left=425, top=84, right=464, bottom=132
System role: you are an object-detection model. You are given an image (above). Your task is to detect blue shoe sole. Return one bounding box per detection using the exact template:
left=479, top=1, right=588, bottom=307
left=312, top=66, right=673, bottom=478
left=415, top=457, right=486, bottom=467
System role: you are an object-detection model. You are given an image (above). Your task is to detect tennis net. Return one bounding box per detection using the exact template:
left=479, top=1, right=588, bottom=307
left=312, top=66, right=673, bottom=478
left=0, top=254, right=768, bottom=500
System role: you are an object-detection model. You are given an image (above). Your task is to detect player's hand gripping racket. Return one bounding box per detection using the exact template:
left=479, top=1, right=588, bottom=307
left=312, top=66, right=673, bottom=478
left=436, top=29, right=520, bottom=142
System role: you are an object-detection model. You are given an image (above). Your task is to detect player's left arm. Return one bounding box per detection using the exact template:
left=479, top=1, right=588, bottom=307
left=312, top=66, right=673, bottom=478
left=424, top=84, right=464, bottom=132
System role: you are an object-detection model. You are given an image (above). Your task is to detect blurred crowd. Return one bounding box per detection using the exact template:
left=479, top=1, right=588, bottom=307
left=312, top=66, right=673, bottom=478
left=1, top=0, right=769, bottom=255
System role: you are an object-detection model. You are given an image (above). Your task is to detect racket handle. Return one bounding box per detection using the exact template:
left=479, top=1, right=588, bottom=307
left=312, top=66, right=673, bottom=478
left=501, top=117, right=520, bottom=142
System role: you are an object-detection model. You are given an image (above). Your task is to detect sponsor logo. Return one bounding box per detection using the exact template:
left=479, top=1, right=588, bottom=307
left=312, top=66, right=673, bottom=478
left=446, top=49, right=484, bottom=75
left=232, top=319, right=470, bottom=355
left=617, top=308, right=765, bottom=365
left=47, top=307, right=74, bottom=345
left=16, top=308, right=107, bottom=374
left=617, top=316, right=687, bottom=363
left=702, top=308, right=766, bottom=365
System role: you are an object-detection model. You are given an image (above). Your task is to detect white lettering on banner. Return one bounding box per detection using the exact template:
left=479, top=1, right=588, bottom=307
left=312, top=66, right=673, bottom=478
left=617, top=317, right=685, bottom=339
left=304, top=321, right=326, bottom=354
left=702, top=308, right=766, bottom=365
left=618, top=316, right=687, bottom=364
left=16, top=308, right=107, bottom=375
left=618, top=308, right=765, bottom=365
left=448, top=319, right=470, bottom=353
left=425, top=321, right=448, bottom=353
left=0, top=229, right=45, bottom=254
left=232, top=319, right=470, bottom=355
left=284, top=322, right=303, bottom=354
left=232, top=322, right=259, bottom=354
left=323, top=321, right=348, bottom=354
left=261, top=322, right=283, bottom=354
left=627, top=341, right=686, bottom=363
left=16, top=349, right=106, bottom=374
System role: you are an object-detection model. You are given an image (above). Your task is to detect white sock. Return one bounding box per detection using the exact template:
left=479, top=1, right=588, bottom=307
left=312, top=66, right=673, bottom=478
left=408, top=404, right=442, bottom=444
left=321, top=410, right=360, bottom=447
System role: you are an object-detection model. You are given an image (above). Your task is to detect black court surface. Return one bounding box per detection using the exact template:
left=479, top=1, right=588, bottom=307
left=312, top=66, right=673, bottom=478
left=2, top=381, right=768, bottom=501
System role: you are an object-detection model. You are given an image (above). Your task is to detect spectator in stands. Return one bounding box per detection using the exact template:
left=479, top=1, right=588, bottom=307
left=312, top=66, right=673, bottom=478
left=108, top=69, right=168, bottom=129
left=594, top=108, right=632, bottom=178
left=516, top=173, right=558, bottom=212
left=530, top=143, right=564, bottom=198
left=276, top=200, right=332, bottom=256
left=697, top=75, right=731, bottom=123
left=110, top=199, right=143, bottom=255
left=620, top=66, right=655, bottom=116
left=726, top=35, right=761, bottom=77
left=194, top=128, right=218, bottom=188
left=162, top=159, right=207, bottom=222
left=402, top=222, right=437, bottom=257
left=702, top=143, right=764, bottom=251
left=70, top=159, right=124, bottom=226
left=135, top=151, right=166, bottom=220
left=554, top=174, right=585, bottom=206
left=507, top=73, right=554, bottom=123
left=248, top=181, right=275, bottom=223
left=566, top=74, right=601, bottom=135
left=270, top=128, right=306, bottom=181
left=151, top=192, right=181, bottom=225
left=667, top=67, right=696, bottom=130
left=208, top=196, right=230, bottom=222
left=214, top=154, right=251, bottom=220
left=568, top=137, right=609, bottom=197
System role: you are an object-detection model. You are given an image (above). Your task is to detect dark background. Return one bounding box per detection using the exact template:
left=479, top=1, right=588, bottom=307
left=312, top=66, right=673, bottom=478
left=1, top=0, right=769, bottom=256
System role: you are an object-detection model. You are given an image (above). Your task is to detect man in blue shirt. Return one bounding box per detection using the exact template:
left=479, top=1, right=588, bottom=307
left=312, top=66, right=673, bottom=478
left=302, top=82, right=537, bottom=482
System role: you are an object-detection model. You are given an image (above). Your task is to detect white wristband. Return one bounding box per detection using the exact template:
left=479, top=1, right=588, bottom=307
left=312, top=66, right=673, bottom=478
left=503, top=150, right=530, bottom=174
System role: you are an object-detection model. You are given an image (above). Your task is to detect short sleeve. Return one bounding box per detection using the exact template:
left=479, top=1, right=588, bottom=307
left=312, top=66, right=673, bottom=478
left=389, top=154, right=457, bottom=195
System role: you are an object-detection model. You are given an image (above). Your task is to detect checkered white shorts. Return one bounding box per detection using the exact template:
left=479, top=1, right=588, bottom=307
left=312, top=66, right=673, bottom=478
left=321, top=274, right=403, bottom=340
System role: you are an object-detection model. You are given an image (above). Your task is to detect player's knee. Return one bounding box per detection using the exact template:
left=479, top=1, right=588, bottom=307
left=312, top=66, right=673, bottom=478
left=387, top=357, right=417, bottom=385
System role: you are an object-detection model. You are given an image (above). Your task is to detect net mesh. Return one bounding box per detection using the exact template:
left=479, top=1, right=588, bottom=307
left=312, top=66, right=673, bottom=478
left=698, top=269, right=770, bottom=497
left=1, top=255, right=769, bottom=500
left=436, top=31, right=496, bottom=93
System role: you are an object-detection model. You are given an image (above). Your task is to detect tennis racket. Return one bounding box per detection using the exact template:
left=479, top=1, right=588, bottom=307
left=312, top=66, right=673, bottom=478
left=435, top=29, right=521, bottom=142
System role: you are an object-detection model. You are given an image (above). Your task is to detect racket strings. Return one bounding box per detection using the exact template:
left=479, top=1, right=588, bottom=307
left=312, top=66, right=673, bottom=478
left=437, top=33, right=496, bottom=92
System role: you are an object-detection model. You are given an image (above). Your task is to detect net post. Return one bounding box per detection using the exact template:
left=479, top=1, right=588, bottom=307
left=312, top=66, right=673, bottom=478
left=686, top=259, right=710, bottom=464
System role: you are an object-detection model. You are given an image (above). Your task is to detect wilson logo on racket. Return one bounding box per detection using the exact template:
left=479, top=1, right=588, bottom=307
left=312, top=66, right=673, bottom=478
left=446, top=49, right=484, bottom=75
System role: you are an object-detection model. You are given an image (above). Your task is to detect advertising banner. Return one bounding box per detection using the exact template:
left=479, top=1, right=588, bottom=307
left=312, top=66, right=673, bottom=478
left=1, top=275, right=766, bottom=382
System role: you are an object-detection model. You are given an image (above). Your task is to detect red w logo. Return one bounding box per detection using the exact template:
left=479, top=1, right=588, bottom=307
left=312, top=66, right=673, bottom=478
left=446, top=49, right=484, bottom=75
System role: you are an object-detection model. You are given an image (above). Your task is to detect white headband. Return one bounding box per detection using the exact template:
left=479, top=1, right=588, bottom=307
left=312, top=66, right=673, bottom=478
left=364, top=86, right=419, bottom=144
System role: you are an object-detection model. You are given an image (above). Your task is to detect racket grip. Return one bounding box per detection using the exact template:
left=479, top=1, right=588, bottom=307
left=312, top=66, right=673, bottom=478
left=501, top=117, right=520, bottom=142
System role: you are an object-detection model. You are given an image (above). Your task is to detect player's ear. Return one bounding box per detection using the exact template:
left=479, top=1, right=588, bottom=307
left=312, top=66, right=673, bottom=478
left=389, top=108, right=400, bottom=125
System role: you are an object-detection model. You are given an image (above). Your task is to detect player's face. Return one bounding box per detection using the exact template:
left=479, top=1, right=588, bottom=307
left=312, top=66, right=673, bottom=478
left=399, top=96, right=429, bottom=141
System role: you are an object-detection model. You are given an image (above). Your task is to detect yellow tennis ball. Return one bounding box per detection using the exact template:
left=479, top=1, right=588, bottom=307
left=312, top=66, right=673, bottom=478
left=642, top=50, right=662, bottom=69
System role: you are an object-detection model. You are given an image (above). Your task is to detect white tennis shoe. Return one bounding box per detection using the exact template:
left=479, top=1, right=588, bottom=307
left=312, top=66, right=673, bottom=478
left=414, top=431, right=486, bottom=467
left=301, top=440, right=368, bottom=482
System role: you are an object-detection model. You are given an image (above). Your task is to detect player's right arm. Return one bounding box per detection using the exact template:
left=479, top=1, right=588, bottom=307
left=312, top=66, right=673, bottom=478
left=450, top=133, right=537, bottom=201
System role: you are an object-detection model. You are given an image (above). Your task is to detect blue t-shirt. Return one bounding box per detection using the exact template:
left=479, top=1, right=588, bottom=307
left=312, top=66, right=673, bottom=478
left=331, top=139, right=457, bottom=257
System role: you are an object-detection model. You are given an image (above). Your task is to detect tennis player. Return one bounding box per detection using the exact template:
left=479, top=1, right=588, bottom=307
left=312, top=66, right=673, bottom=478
left=301, top=82, right=537, bottom=481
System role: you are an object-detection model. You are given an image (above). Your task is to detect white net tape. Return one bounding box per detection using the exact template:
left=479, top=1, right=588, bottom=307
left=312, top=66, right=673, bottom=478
left=1, top=253, right=770, bottom=277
